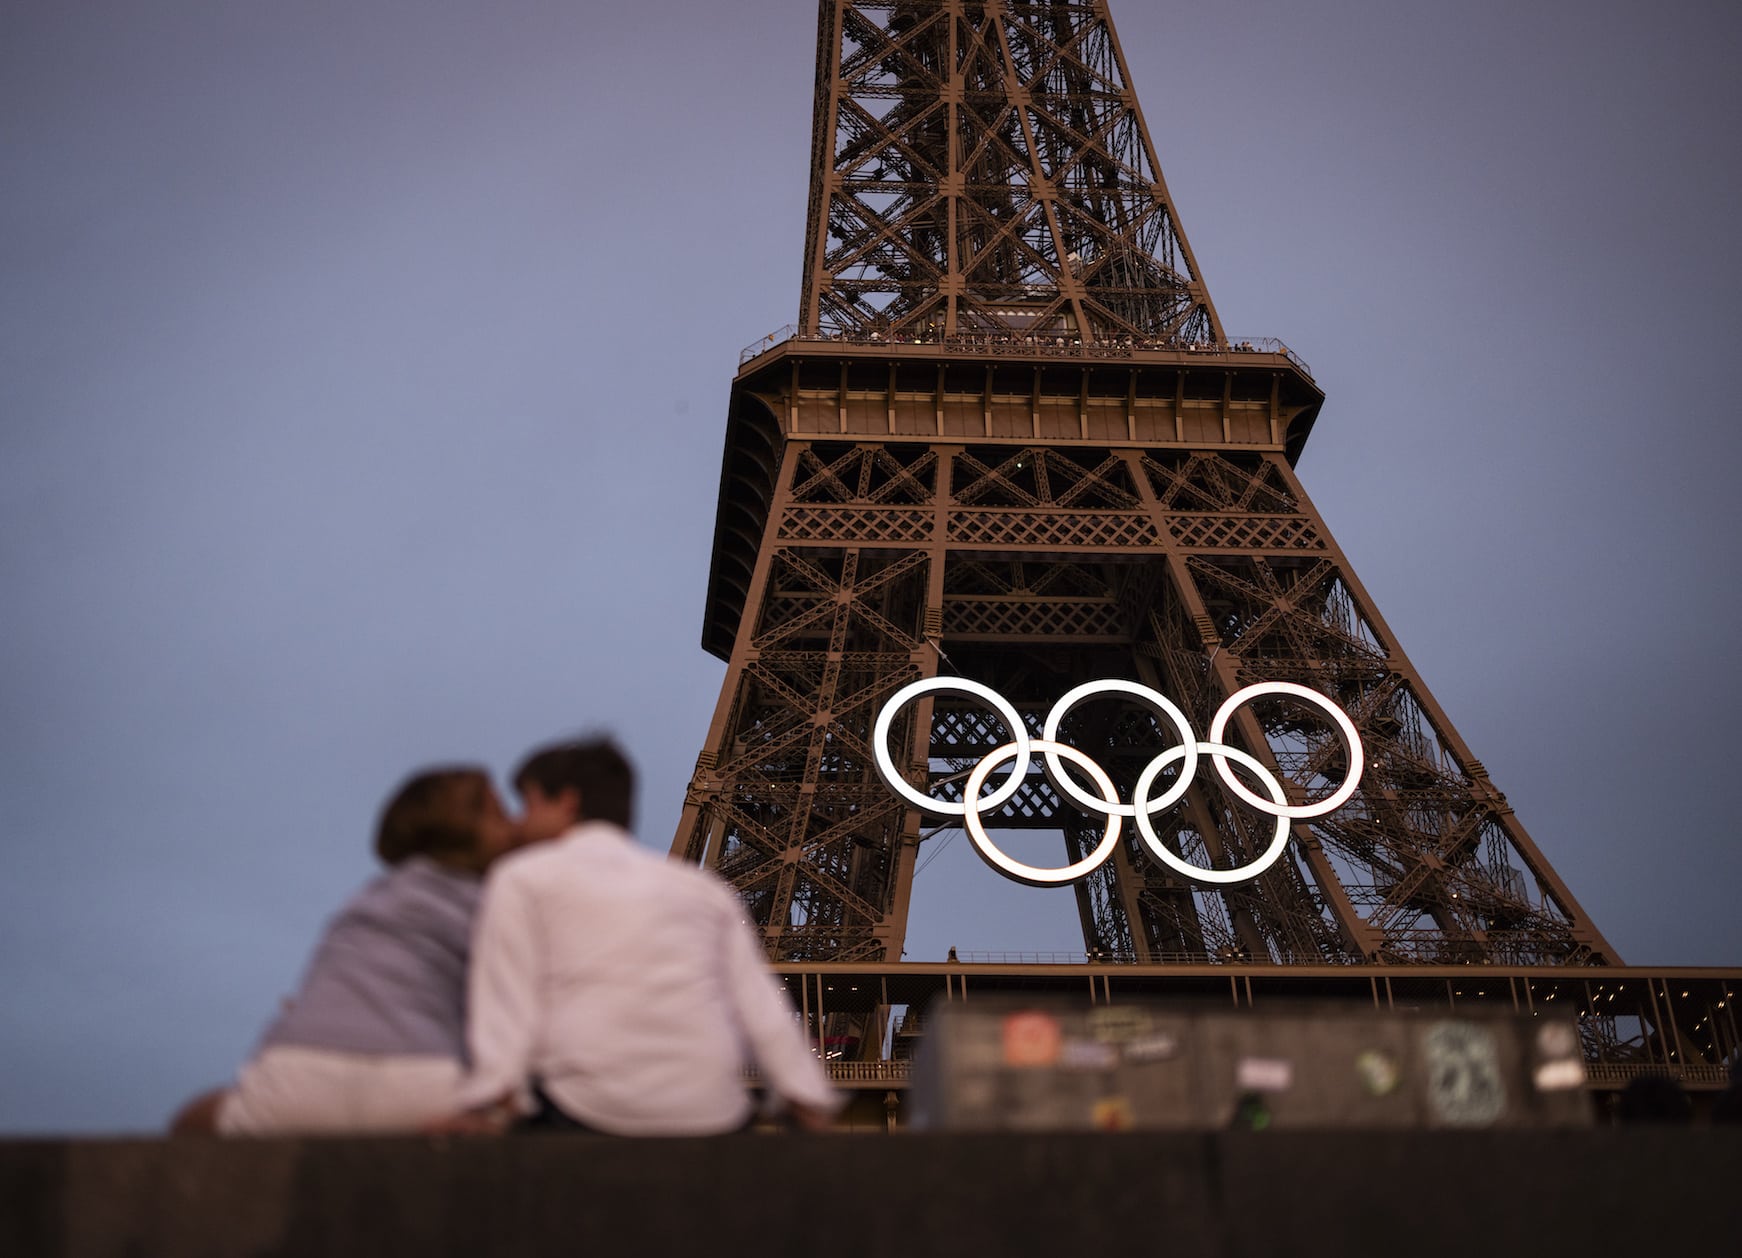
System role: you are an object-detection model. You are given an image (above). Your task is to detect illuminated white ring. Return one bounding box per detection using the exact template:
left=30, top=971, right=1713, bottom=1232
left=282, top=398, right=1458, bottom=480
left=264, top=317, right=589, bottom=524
left=1133, top=743, right=1291, bottom=885
left=1206, top=682, right=1364, bottom=818
left=871, top=676, right=1031, bottom=817
left=1040, top=679, right=1198, bottom=817
left=962, top=739, right=1121, bottom=887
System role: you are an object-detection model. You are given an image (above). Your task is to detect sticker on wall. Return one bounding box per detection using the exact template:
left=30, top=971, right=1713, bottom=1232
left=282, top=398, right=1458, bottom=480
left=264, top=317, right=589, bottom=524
left=1531, top=1022, right=1585, bottom=1091
left=1424, top=1021, right=1507, bottom=1125
left=1125, top=1033, right=1181, bottom=1063
left=1532, top=1059, right=1585, bottom=1091
left=1087, top=1006, right=1152, bottom=1043
left=1060, top=1038, right=1119, bottom=1071
left=1236, top=1056, right=1294, bottom=1093
left=1535, top=1022, right=1578, bottom=1058
left=1091, top=1096, right=1135, bottom=1131
left=1001, top=1011, right=1062, bottom=1068
left=1231, top=1091, right=1273, bottom=1131
left=1355, top=1049, right=1400, bottom=1097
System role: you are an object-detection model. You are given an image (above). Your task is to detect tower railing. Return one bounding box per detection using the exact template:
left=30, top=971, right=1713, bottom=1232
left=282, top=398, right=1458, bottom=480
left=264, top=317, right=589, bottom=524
left=952, top=949, right=1368, bottom=967
left=740, top=324, right=1313, bottom=378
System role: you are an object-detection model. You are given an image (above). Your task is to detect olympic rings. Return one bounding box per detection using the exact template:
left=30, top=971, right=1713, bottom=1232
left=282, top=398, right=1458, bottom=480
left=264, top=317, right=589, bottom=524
left=1041, top=679, right=1197, bottom=817
left=872, top=677, right=1031, bottom=816
left=1208, top=681, right=1364, bottom=818
left=1132, top=742, right=1290, bottom=885
left=871, top=677, right=1364, bottom=886
left=963, top=740, right=1121, bottom=887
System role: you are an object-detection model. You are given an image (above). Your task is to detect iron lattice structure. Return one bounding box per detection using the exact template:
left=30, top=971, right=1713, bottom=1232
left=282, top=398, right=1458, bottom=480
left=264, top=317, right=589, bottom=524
left=799, top=0, right=1218, bottom=346
left=673, top=0, right=1618, bottom=970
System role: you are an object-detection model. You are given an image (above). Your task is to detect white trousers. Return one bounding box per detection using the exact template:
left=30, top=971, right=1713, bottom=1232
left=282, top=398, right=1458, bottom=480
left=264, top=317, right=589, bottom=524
left=216, top=1045, right=465, bottom=1135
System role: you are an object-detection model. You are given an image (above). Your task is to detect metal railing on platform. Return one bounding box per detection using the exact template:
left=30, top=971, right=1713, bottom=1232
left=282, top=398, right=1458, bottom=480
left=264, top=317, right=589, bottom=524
left=825, top=1061, right=913, bottom=1083
left=739, top=325, right=1313, bottom=377
left=952, top=949, right=1365, bottom=966
left=746, top=1060, right=912, bottom=1086
left=1583, top=1062, right=1730, bottom=1088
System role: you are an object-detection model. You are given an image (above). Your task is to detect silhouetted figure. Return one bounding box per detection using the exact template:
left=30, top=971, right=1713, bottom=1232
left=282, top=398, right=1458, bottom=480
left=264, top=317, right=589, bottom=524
left=1615, top=1072, right=1692, bottom=1125
left=1710, top=1057, right=1742, bottom=1125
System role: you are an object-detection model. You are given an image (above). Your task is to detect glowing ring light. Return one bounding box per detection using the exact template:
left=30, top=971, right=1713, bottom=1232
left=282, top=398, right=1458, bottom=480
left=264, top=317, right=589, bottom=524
left=1206, top=681, right=1364, bottom=818
left=962, top=739, right=1122, bottom=887
left=1132, top=743, right=1292, bottom=885
left=871, top=676, right=1030, bottom=817
left=1040, top=679, right=1198, bottom=817
left=868, top=675, right=1365, bottom=888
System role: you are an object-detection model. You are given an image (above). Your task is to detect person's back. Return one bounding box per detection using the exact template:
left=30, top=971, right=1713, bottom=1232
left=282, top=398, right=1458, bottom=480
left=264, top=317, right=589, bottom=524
left=459, top=738, right=839, bottom=1135
left=472, top=822, right=821, bottom=1133
left=258, top=856, right=477, bottom=1061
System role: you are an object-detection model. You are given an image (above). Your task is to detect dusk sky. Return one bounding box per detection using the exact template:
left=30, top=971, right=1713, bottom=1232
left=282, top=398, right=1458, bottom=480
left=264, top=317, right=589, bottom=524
left=4, top=1, right=1739, bottom=1134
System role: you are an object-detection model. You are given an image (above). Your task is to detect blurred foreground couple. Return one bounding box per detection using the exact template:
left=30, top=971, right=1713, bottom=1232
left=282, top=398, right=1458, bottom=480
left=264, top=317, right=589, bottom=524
left=173, top=738, right=840, bottom=1137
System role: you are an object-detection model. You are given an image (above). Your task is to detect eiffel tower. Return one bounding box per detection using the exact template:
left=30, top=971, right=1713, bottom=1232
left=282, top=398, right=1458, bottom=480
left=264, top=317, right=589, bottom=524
left=672, top=0, right=1617, bottom=970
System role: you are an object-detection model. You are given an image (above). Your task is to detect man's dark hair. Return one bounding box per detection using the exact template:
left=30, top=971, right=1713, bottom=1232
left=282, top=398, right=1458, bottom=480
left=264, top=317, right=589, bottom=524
left=513, top=737, right=636, bottom=830
left=374, top=766, right=491, bottom=866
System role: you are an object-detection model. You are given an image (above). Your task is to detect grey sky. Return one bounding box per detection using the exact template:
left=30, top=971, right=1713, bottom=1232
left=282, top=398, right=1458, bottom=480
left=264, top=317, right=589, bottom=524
left=3, top=1, right=1739, bottom=1134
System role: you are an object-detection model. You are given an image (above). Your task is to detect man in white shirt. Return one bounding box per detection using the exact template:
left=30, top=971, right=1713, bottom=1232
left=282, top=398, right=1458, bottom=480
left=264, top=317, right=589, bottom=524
left=456, top=738, right=840, bottom=1134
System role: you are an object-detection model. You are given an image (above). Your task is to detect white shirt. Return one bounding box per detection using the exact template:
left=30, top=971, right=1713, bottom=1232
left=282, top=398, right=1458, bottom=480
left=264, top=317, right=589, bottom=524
left=460, top=821, right=840, bottom=1134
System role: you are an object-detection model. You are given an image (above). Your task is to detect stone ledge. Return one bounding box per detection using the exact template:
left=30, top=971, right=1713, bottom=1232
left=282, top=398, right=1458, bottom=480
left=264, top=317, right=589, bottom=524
left=3, top=1130, right=1736, bottom=1258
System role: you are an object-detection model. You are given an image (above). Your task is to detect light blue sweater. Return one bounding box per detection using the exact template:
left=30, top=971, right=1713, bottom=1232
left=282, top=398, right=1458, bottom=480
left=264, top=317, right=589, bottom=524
left=259, top=857, right=481, bottom=1060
